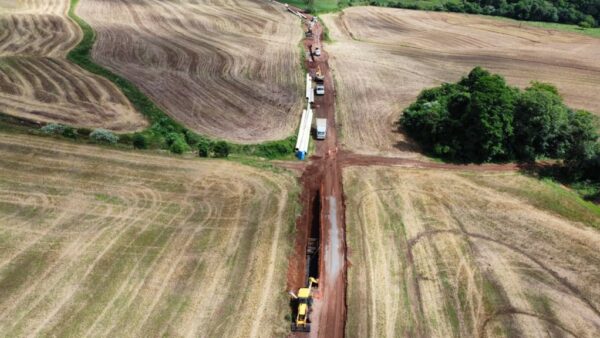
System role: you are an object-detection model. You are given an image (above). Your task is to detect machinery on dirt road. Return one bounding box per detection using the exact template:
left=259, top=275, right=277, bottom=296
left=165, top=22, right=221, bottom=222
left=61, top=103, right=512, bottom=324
left=314, top=66, right=325, bottom=95
left=290, top=277, right=319, bottom=332
left=314, top=66, right=324, bottom=82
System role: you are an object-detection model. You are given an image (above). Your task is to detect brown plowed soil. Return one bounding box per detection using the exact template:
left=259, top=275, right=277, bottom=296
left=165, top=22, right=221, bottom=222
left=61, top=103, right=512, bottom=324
left=0, top=0, right=146, bottom=131
left=78, top=0, right=304, bottom=143
left=343, top=167, right=600, bottom=337
left=322, top=7, right=600, bottom=157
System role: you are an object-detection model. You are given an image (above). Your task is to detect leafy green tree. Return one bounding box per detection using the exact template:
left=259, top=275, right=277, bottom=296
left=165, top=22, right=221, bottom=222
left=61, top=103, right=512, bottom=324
left=513, top=82, right=569, bottom=160
left=132, top=133, right=148, bottom=149
left=458, top=67, right=517, bottom=162
left=564, top=110, right=599, bottom=174
left=198, top=140, right=211, bottom=157
left=170, top=137, right=189, bottom=154
left=213, top=141, right=230, bottom=158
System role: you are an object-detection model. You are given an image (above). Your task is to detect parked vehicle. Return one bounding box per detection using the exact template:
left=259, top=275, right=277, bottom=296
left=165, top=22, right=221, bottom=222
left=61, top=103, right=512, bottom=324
left=316, top=118, right=327, bottom=140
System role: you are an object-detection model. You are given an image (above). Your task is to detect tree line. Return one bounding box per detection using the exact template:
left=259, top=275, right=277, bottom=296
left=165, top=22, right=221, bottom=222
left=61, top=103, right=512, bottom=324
left=401, top=67, right=600, bottom=182
left=387, top=0, right=599, bottom=27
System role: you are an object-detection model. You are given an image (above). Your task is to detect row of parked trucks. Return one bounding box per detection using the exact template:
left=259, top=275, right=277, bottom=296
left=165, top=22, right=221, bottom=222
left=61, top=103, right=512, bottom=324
left=295, top=68, right=327, bottom=159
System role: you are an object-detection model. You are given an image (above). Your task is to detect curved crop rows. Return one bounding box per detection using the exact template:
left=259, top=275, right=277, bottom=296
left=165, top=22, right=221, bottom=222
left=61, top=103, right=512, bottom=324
left=0, top=0, right=146, bottom=131
left=78, top=0, right=304, bottom=143
left=0, top=132, right=296, bottom=337
left=344, top=166, right=600, bottom=338
left=323, top=7, right=600, bottom=157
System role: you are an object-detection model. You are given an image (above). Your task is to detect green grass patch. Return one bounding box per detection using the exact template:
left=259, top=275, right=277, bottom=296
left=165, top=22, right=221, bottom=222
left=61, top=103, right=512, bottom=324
left=94, top=193, right=123, bottom=205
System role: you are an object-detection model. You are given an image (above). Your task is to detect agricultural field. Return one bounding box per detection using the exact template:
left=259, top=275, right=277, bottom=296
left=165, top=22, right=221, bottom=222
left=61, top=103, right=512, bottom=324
left=322, top=7, right=600, bottom=156
left=0, top=132, right=296, bottom=337
left=78, top=0, right=304, bottom=143
left=0, top=0, right=145, bottom=131
left=344, top=166, right=600, bottom=337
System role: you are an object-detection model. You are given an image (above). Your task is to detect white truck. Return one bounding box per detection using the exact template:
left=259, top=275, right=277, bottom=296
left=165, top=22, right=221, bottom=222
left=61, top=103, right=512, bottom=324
left=316, top=118, right=327, bottom=140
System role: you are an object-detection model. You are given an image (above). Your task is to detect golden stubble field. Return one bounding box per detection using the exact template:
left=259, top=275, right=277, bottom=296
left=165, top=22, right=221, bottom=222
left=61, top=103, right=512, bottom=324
left=0, top=0, right=145, bottom=131
left=322, top=7, right=600, bottom=157
left=344, top=166, right=600, bottom=337
left=0, top=132, right=297, bottom=337
left=78, top=0, right=304, bottom=143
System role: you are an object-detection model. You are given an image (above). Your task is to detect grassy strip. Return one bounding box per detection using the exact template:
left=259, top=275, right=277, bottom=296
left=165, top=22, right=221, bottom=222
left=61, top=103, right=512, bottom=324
left=496, top=18, right=600, bottom=38
left=65, top=0, right=297, bottom=159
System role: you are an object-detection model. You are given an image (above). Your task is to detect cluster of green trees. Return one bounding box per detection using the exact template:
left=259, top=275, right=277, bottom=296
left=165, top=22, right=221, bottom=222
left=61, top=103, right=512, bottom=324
left=389, top=0, right=599, bottom=27
left=401, top=67, right=600, bottom=181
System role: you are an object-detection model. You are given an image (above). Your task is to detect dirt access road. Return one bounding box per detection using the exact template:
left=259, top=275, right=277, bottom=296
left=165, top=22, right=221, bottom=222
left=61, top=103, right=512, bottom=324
left=283, top=6, right=528, bottom=338
left=283, top=6, right=347, bottom=338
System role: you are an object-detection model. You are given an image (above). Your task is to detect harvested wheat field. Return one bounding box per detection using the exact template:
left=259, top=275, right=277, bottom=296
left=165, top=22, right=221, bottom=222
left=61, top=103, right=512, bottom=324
left=344, top=166, right=600, bottom=337
left=78, top=0, right=304, bottom=143
left=322, top=7, right=600, bottom=156
left=0, top=132, right=296, bottom=337
left=0, top=0, right=145, bottom=131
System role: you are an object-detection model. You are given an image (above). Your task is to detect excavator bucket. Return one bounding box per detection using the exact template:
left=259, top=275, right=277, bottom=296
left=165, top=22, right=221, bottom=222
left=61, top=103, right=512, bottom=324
left=291, top=323, right=311, bottom=332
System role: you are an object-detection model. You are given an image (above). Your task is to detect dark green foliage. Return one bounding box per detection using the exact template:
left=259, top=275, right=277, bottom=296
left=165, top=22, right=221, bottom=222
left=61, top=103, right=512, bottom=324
left=170, top=137, right=189, bottom=154
left=132, top=133, right=148, bottom=149
left=198, top=140, right=211, bottom=157
left=255, top=137, right=297, bottom=158
left=213, top=141, right=230, bottom=158
left=389, top=0, right=599, bottom=27
left=401, top=67, right=599, bottom=170
left=563, top=110, right=600, bottom=175
left=61, top=126, right=78, bottom=139
left=513, top=82, right=570, bottom=160
left=77, top=128, right=92, bottom=137
left=401, top=67, right=518, bottom=162
left=164, top=133, right=190, bottom=154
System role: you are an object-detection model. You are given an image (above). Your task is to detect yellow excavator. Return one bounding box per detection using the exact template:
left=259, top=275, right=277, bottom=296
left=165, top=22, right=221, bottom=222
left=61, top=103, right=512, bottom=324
left=291, top=277, right=318, bottom=332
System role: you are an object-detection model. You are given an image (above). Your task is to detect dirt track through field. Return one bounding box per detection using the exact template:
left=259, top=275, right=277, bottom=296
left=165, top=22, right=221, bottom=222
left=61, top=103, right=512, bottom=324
left=78, top=0, right=304, bottom=143
left=0, top=0, right=145, bottom=130
left=344, top=167, right=600, bottom=337
left=322, top=7, right=600, bottom=157
left=0, top=132, right=295, bottom=337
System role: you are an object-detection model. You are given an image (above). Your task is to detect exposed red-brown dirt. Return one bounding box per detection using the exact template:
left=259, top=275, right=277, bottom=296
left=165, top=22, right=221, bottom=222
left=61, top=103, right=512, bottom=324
left=284, top=8, right=347, bottom=338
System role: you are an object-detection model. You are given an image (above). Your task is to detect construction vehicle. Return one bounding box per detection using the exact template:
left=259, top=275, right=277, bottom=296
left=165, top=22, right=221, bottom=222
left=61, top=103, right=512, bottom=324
left=314, top=66, right=325, bottom=95
left=314, top=66, right=324, bottom=82
left=290, top=277, right=319, bottom=332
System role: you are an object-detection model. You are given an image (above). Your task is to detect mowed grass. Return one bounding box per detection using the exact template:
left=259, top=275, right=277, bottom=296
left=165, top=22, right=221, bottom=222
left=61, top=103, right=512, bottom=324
left=343, top=167, right=600, bottom=338
left=0, top=133, right=297, bottom=337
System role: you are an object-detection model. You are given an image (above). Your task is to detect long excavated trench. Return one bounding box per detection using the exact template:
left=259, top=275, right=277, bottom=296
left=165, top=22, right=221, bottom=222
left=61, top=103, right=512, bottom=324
left=281, top=5, right=527, bottom=338
left=285, top=7, right=348, bottom=338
